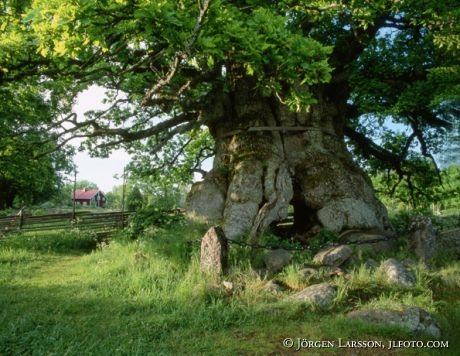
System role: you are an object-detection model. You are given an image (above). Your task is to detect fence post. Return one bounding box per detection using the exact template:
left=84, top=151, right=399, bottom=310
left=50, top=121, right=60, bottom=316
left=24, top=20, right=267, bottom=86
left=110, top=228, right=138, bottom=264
left=72, top=168, right=77, bottom=221
left=121, top=166, right=126, bottom=228
left=17, top=208, right=24, bottom=230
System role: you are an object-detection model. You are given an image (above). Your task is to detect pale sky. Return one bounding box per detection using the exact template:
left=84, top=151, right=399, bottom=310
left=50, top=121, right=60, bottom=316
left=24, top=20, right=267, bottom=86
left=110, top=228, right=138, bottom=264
left=72, top=86, right=130, bottom=192
left=72, top=86, right=213, bottom=192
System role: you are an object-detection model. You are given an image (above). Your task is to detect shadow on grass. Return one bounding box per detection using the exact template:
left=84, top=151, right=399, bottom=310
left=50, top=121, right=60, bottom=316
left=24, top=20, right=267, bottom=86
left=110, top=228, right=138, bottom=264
left=0, top=230, right=101, bottom=256
left=0, top=283, right=172, bottom=355
left=0, top=281, right=299, bottom=355
left=2, top=278, right=459, bottom=355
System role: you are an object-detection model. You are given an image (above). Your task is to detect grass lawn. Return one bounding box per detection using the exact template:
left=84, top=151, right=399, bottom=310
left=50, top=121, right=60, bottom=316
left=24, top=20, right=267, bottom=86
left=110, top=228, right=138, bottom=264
left=1, top=222, right=459, bottom=355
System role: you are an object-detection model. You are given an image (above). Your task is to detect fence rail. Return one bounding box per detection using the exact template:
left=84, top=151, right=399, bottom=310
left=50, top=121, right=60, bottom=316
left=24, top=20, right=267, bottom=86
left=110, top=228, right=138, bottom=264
left=0, top=211, right=134, bottom=235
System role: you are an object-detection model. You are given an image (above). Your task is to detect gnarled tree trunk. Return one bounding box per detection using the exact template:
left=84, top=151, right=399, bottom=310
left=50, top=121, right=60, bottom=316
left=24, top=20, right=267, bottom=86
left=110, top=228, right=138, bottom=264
left=186, top=78, right=392, bottom=243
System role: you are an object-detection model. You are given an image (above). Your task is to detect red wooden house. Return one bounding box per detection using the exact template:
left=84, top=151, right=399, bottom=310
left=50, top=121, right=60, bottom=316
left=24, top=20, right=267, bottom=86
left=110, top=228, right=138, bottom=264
left=72, top=189, right=106, bottom=207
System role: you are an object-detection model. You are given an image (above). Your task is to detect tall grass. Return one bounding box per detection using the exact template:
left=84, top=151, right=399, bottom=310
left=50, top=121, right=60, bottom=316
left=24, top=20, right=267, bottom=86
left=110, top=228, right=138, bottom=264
left=1, top=219, right=460, bottom=355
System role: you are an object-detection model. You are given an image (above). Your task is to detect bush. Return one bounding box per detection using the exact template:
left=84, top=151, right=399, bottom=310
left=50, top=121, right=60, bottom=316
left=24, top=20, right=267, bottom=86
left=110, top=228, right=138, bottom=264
left=127, top=204, right=184, bottom=239
left=389, top=210, right=460, bottom=235
left=126, top=186, right=146, bottom=211
left=307, top=229, right=340, bottom=253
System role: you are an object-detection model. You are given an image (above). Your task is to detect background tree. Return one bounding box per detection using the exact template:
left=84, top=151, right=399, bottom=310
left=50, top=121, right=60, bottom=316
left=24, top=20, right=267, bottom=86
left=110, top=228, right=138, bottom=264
left=2, top=0, right=459, bottom=241
left=74, top=180, right=99, bottom=190
left=373, top=163, right=460, bottom=214
left=126, top=186, right=145, bottom=211
left=0, top=81, right=73, bottom=209
left=439, top=164, right=460, bottom=212
left=105, top=185, right=123, bottom=210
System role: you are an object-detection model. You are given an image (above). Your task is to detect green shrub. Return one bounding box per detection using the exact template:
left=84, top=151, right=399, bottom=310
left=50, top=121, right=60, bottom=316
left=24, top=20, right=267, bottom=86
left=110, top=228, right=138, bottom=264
left=127, top=205, right=184, bottom=239
left=388, top=209, right=460, bottom=235
left=307, top=228, right=340, bottom=253
left=258, top=233, right=303, bottom=250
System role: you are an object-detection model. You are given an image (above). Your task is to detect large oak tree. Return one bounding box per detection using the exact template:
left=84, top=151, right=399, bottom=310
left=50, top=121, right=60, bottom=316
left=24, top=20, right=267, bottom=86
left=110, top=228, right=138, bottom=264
left=1, top=0, right=459, bottom=240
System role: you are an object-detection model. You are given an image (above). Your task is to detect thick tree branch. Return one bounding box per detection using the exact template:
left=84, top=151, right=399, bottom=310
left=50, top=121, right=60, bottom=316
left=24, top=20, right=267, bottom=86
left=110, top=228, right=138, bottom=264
left=344, top=126, right=403, bottom=168
left=142, top=0, right=212, bottom=105
left=97, top=120, right=199, bottom=151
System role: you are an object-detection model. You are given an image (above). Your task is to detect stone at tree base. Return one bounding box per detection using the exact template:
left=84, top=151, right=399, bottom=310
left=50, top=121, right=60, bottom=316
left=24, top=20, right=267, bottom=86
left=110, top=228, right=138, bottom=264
left=339, top=230, right=398, bottom=256
left=200, top=226, right=228, bottom=276
left=347, top=306, right=441, bottom=338
left=264, top=248, right=292, bottom=273
left=409, top=216, right=436, bottom=263
left=379, top=258, right=416, bottom=288
left=289, top=283, right=337, bottom=308
left=313, top=245, right=353, bottom=266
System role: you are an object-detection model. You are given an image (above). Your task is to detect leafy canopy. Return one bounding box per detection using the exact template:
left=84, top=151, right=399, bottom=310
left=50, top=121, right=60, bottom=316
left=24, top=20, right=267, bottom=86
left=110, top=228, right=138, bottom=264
left=1, top=0, right=459, bottom=199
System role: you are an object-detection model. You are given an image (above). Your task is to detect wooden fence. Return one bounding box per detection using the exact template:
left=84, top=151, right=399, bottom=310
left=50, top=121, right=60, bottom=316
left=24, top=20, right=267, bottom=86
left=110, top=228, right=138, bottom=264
left=0, top=211, right=134, bottom=236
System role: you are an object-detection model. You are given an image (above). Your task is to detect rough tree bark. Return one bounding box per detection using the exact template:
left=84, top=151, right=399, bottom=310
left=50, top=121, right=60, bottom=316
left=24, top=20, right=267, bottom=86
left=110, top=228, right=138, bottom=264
left=186, top=76, right=392, bottom=243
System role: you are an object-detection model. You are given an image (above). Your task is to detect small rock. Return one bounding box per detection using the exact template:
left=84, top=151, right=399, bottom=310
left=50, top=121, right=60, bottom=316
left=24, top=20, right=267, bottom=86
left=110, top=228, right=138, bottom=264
left=222, top=280, right=234, bottom=292
left=289, top=283, right=337, bottom=308
left=325, top=266, right=345, bottom=277
left=299, top=267, right=318, bottom=278
left=379, top=258, right=416, bottom=288
left=347, top=306, right=441, bottom=338
left=313, top=245, right=353, bottom=266
left=263, top=280, right=285, bottom=293
left=264, top=249, right=292, bottom=273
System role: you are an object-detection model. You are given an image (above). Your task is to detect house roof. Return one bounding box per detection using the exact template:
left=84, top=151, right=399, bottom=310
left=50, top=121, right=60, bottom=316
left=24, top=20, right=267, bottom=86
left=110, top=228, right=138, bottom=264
left=72, top=189, right=103, bottom=200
